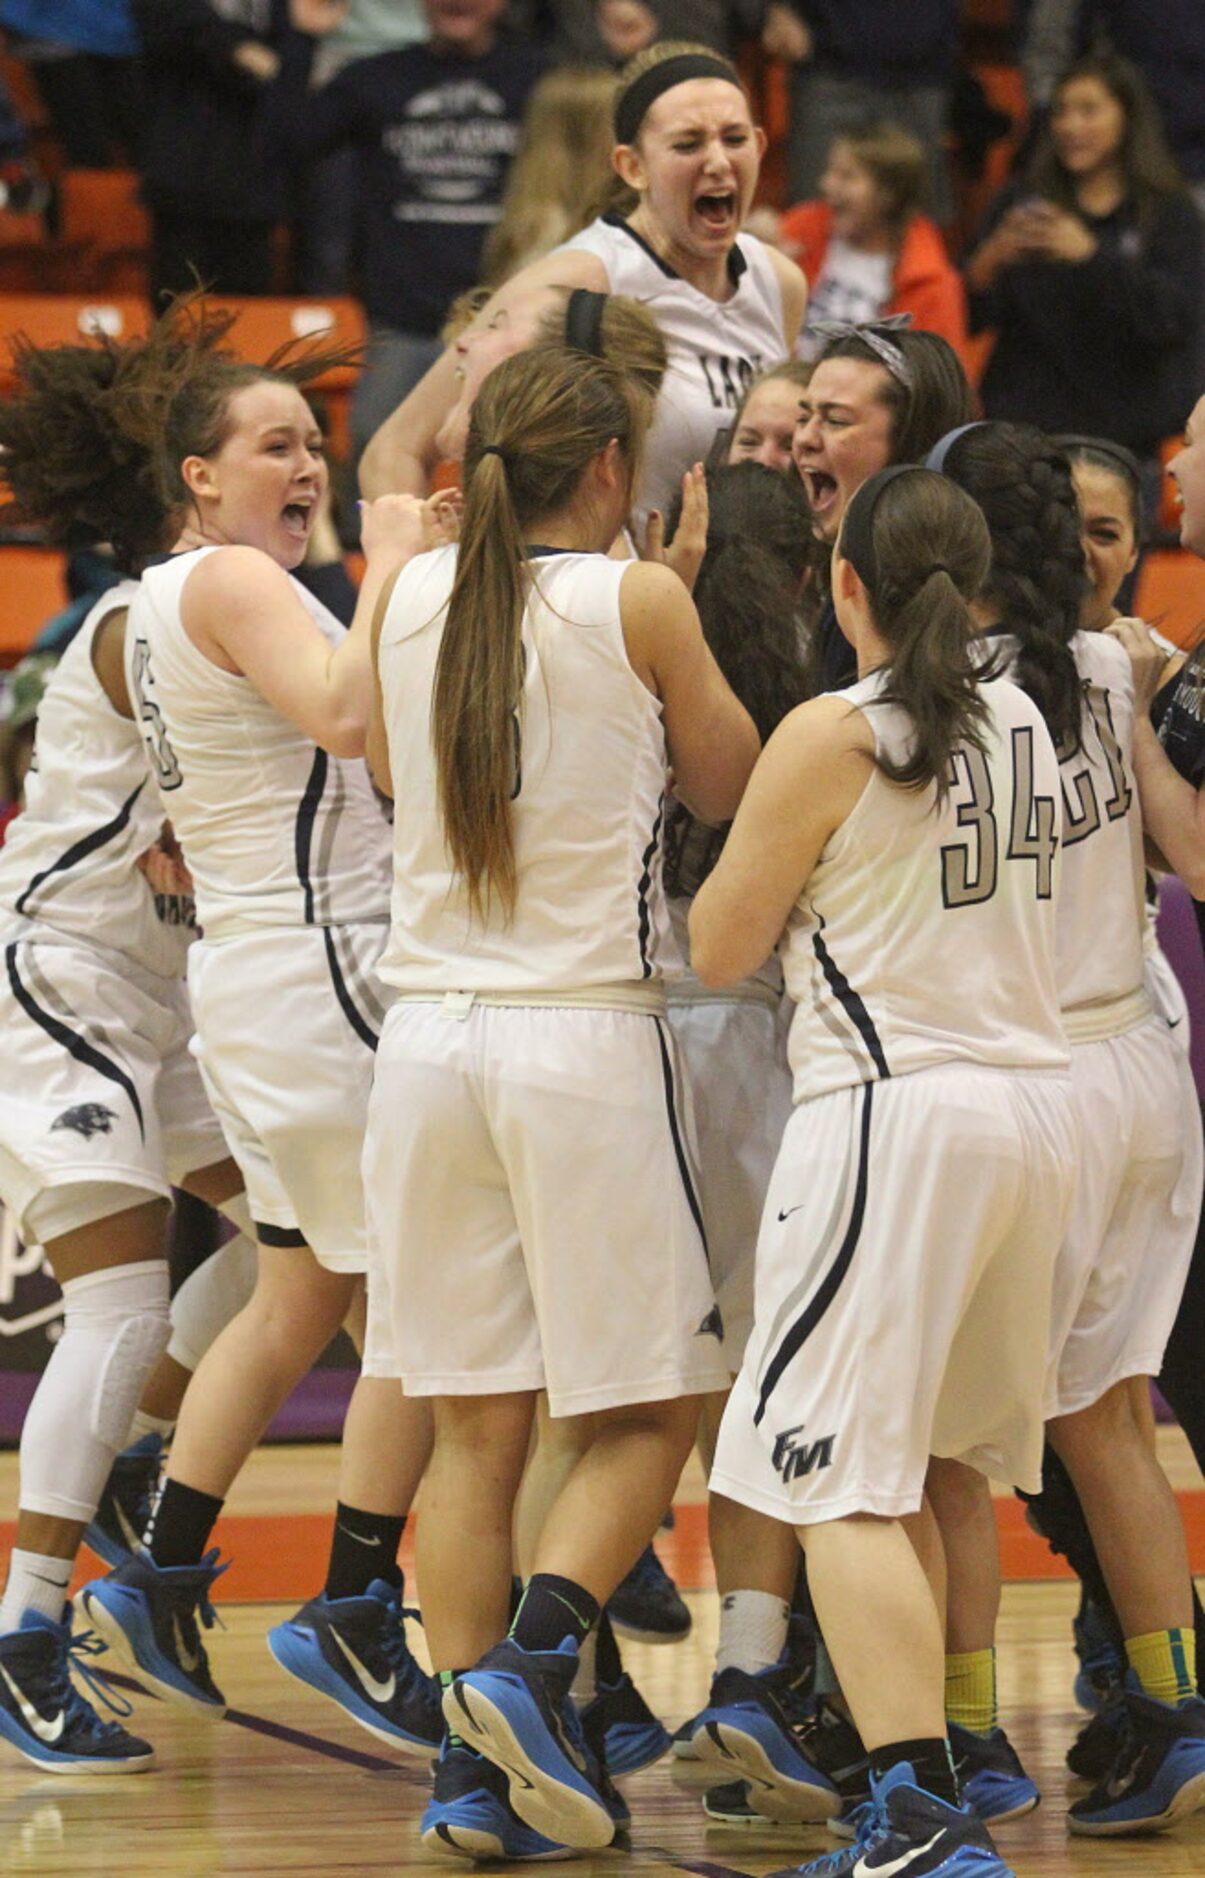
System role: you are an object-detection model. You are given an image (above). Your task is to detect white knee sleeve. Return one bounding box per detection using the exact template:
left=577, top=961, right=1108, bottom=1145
left=167, top=1233, right=257, bottom=1373
left=19, top=1261, right=171, bottom=1524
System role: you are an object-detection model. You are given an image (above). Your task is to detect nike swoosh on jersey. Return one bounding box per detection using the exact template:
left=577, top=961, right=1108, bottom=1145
left=172, top=1615, right=201, bottom=1675
left=0, top=1664, right=65, bottom=1744
left=856, top=1828, right=946, bottom=1876
left=330, top=1628, right=395, bottom=1703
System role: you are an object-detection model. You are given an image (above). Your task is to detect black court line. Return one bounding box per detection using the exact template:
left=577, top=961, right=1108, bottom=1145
left=98, top=1669, right=757, bottom=1875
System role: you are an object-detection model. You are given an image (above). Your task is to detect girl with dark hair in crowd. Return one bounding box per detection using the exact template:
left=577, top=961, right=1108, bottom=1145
left=75, top=310, right=450, bottom=1762
left=964, top=52, right=1203, bottom=469
left=790, top=322, right=973, bottom=690
left=690, top=464, right=1076, bottom=1878
left=928, top=419, right=1205, bottom=1837
left=363, top=343, right=757, bottom=1856
left=0, top=315, right=254, bottom=1776
left=361, top=40, right=808, bottom=535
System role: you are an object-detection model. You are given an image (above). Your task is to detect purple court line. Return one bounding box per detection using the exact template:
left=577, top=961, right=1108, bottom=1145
left=99, top=1668, right=757, bottom=1874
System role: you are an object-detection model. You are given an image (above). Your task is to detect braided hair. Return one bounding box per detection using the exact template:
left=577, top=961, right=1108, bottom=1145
left=938, top=422, right=1087, bottom=754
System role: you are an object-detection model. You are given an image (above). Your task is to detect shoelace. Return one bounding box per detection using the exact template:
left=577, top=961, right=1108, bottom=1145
left=61, top=1629, right=139, bottom=1741
left=167, top=1552, right=230, bottom=1659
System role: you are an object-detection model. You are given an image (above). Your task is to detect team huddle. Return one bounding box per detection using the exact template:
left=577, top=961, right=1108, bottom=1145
left=0, top=40, right=1203, bottom=1878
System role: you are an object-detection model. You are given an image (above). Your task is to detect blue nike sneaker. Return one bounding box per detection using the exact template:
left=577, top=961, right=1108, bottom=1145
left=607, top=1543, right=691, bottom=1643
left=688, top=1663, right=837, bottom=1822
left=83, top=1433, right=162, bottom=1569
left=767, top=1760, right=1016, bottom=1876
left=1072, top=1596, right=1125, bottom=1714
left=580, top=1670, right=671, bottom=1775
left=444, top=1637, right=615, bottom=1850
left=79, top=1549, right=226, bottom=1715
left=0, top=1608, right=154, bottom=1773
left=421, top=1741, right=573, bottom=1861
left=1068, top=1689, right=1205, bottom=1835
left=267, top=1576, right=440, bottom=1755
left=948, top=1722, right=1039, bottom=1822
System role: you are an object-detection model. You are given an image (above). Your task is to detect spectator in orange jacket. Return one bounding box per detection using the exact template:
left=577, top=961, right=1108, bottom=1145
left=774, top=120, right=970, bottom=369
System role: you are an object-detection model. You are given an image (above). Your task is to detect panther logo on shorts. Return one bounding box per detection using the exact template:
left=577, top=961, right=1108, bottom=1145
left=50, top=1103, right=118, bottom=1140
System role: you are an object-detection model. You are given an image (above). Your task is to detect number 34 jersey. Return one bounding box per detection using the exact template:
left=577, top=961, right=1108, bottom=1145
left=782, top=667, right=1070, bottom=1104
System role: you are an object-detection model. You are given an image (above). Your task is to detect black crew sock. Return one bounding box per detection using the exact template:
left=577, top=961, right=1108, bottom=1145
left=148, top=1479, right=225, bottom=1568
left=595, top=1610, right=623, bottom=1685
left=871, top=1737, right=959, bottom=1808
left=510, top=1573, right=600, bottom=1654
left=325, top=1503, right=405, bottom=1601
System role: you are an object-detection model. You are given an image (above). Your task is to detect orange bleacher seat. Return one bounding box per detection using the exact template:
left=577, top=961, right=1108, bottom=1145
left=204, top=296, right=366, bottom=458
left=0, top=546, right=66, bottom=665
left=0, top=293, right=149, bottom=372
left=58, top=169, right=150, bottom=294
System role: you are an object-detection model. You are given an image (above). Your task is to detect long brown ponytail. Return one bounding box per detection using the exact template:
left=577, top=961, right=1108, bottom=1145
left=839, top=466, right=993, bottom=797
left=432, top=344, right=653, bottom=922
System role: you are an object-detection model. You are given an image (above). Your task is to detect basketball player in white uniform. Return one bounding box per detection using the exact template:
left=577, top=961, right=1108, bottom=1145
left=691, top=465, right=1076, bottom=1878
left=359, top=41, right=807, bottom=537
left=361, top=343, right=756, bottom=1859
left=929, top=421, right=1205, bottom=1839
left=78, top=344, right=445, bottom=1756
left=0, top=322, right=259, bottom=1775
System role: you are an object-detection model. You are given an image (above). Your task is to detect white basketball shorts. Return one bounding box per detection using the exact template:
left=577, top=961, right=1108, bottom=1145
left=0, top=932, right=228, bottom=1243
left=1046, top=1016, right=1202, bottom=1419
left=667, top=992, right=792, bottom=1369
left=711, top=1062, right=1078, bottom=1524
left=187, top=922, right=389, bottom=1272
left=362, top=1000, right=730, bottom=1414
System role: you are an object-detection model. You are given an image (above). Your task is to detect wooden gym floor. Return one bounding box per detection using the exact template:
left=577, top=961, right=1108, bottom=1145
left=0, top=1432, right=1203, bottom=1876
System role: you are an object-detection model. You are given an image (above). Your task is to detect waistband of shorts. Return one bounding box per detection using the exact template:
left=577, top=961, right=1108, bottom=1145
left=667, top=977, right=781, bottom=1012
left=391, top=983, right=667, bottom=1017
left=1062, top=984, right=1153, bottom=1046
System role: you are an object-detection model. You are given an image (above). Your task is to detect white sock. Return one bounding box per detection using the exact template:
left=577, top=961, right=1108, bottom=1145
left=571, top=1626, right=598, bottom=1704
left=127, top=1408, right=175, bottom=1444
left=0, top=1549, right=71, bottom=1634
left=715, top=1589, right=790, bottom=1676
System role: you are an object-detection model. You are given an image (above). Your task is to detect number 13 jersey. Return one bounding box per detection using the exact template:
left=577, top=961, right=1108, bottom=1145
left=782, top=667, right=1070, bottom=1103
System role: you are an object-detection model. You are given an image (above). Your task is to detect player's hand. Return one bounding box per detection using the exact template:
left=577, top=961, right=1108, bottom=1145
left=359, top=492, right=429, bottom=565
left=641, top=463, right=709, bottom=593
left=422, top=488, right=463, bottom=549
left=1106, top=615, right=1166, bottom=713
left=137, top=822, right=193, bottom=896
left=288, top=0, right=351, bottom=35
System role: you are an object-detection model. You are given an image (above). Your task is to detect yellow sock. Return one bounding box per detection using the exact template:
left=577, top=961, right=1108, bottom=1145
left=1125, top=1628, right=1196, bottom=1704
left=945, top=1648, right=998, bottom=1735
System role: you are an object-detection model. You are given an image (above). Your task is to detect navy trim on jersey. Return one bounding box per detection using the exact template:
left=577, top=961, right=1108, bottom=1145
left=813, top=923, right=890, bottom=1081
left=294, top=749, right=328, bottom=927
left=5, top=941, right=146, bottom=1142
left=322, top=926, right=379, bottom=1053
left=14, top=780, right=146, bottom=918
left=635, top=798, right=665, bottom=980
left=256, top=1222, right=308, bottom=1248
left=753, top=1082, right=874, bottom=1429
left=601, top=212, right=749, bottom=285
left=654, top=1016, right=710, bottom=1268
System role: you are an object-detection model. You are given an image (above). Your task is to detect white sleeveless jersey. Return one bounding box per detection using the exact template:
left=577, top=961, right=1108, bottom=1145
left=375, top=545, right=678, bottom=996
left=556, top=217, right=786, bottom=531
left=783, top=669, right=1069, bottom=1102
left=0, top=585, right=193, bottom=979
left=994, top=629, right=1147, bottom=1041
left=126, top=549, right=391, bottom=942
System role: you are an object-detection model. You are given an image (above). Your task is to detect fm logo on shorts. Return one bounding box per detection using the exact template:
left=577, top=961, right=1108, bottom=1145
left=772, top=1423, right=835, bottom=1484
left=50, top=1103, right=117, bottom=1140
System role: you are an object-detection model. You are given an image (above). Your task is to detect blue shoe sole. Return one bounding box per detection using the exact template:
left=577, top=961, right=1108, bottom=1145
left=602, top=1717, right=672, bottom=1776
left=266, top=1621, right=438, bottom=1757
left=444, top=1675, right=614, bottom=1851
left=1068, top=1758, right=1205, bottom=1836
left=691, top=1710, right=836, bottom=1823
left=420, top=1801, right=574, bottom=1862
left=0, top=1708, right=155, bottom=1775
left=79, top=1582, right=224, bottom=1718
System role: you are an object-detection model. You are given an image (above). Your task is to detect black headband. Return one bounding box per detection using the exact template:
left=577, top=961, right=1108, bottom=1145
left=614, top=54, right=739, bottom=146
left=840, top=464, right=926, bottom=592
left=1053, top=432, right=1144, bottom=493
left=924, top=422, right=985, bottom=477
left=564, top=288, right=607, bottom=359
